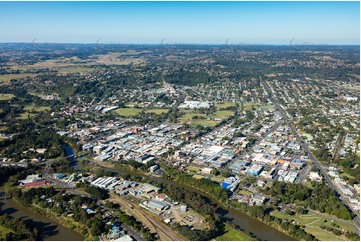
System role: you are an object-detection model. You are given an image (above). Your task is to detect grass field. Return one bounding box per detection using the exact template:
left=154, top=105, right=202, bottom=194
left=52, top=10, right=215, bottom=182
left=187, top=166, right=201, bottom=173
left=0, top=73, right=37, bottom=82
left=215, top=224, right=255, bottom=241
left=144, top=108, right=169, bottom=115
left=17, top=112, right=38, bottom=120
left=23, top=104, right=51, bottom=112
left=113, top=108, right=142, bottom=117
left=238, top=189, right=253, bottom=196
left=54, top=66, right=96, bottom=74
left=0, top=93, right=15, bottom=100
left=270, top=210, right=355, bottom=241
left=0, top=225, right=13, bottom=239
left=192, top=174, right=206, bottom=180
left=215, top=102, right=236, bottom=109
left=210, top=175, right=225, bottom=183
left=179, top=110, right=206, bottom=122
left=190, top=120, right=219, bottom=127
left=214, top=110, right=234, bottom=119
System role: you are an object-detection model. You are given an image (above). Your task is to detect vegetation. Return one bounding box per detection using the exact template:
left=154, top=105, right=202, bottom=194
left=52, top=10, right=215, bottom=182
left=264, top=181, right=352, bottom=220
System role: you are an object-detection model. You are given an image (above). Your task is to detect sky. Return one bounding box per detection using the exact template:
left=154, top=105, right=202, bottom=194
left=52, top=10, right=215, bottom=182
left=0, top=1, right=359, bottom=45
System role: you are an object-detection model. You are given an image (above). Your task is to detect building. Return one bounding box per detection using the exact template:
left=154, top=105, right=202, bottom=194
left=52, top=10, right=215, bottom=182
left=251, top=194, right=266, bottom=206
left=139, top=183, right=161, bottom=193
left=201, top=167, right=213, bottom=175
left=23, top=180, right=48, bottom=188
left=308, top=172, right=322, bottom=182
left=147, top=200, right=169, bottom=211
left=246, top=164, right=264, bottom=176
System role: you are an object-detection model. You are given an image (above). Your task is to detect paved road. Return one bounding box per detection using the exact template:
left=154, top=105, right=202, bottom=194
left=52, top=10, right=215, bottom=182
left=262, top=79, right=360, bottom=234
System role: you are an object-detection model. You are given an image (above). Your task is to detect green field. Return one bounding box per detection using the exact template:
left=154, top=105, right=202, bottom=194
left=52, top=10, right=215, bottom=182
left=0, top=225, right=13, bottom=239
left=17, top=112, right=38, bottom=120
left=0, top=93, right=15, bottom=100
left=179, top=110, right=206, bottom=122
left=215, top=224, right=255, bottom=241
left=23, top=104, right=51, bottom=112
left=192, top=174, right=206, bottom=180
left=144, top=108, right=169, bottom=115
left=215, top=102, right=236, bottom=109
left=210, top=175, right=225, bottom=183
left=0, top=74, right=37, bottom=82
left=190, top=120, right=219, bottom=127
left=270, top=210, right=356, bottom=241
left=187, top=166, right=201, bottom=173
left=238, top=189, right=253, bottom=196
left=113, top=108, right=142, bottom=117
left=214, top=110, right=234, bottom=119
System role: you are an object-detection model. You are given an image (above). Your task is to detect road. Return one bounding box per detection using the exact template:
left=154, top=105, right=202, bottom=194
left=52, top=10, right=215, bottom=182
left=262, top=79, right=360, bottom=234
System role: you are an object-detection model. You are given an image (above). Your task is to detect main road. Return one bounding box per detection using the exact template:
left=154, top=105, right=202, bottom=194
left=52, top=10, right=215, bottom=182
left=262, top=78, right=360, bottom=234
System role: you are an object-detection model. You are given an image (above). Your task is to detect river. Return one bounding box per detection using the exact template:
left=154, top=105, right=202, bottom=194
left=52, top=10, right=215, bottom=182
left=0, top=187, right=84, bottom=241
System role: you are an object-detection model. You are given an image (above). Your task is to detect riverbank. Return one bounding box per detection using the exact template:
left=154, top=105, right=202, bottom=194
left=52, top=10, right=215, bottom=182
left=0, top=187, right=84, bottom=241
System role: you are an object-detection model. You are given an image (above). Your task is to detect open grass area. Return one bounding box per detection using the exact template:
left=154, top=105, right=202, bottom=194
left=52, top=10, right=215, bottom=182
left=0, top=73, right=37, bottom=82
left=144, top=108, right=169, bottom=115
left=192, top=174, right=206, bottom=180
left=0, top=225, right=13, bottom=239
left=0, top=93, right=15, bottom=100
left=17, top=112, right=38, bottom=120
left=210, top=175, right=225, bottom=183
left=270, top=210, right=356, bottom=241
left=238, top=189, right=253, bottom=196
left=190, top=120, right=220, bottom=127
left=54, top=66, right=96, bottom=74
left=178, top=110, right=206, bottom=122
left=215, top=224, right=255, bottom=241
left=187, top=166, right=201, bottom=173
left=23, top=104, right=51, bottom=112
left=215, top=102, right=236, bottom=109
left=113, top=108, right=142, bottom=117
left=214, top=110, right=234, bottom=119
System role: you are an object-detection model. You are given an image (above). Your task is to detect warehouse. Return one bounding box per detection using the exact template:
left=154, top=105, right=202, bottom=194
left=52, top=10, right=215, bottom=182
left=147, top=200, right=169, bottom=211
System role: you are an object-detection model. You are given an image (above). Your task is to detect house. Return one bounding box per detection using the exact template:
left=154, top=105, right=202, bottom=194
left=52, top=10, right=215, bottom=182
left=308, top=172, right=322, bottom=182
left=251, top=194, right=266, bottom=206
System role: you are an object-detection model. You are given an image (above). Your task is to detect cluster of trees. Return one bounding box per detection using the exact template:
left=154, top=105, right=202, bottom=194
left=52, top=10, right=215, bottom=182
left=338, top=151, right=360, bottom=184
left=114, top=209, right=156, bottom=240
left=165, top=183, right=222, bottom=240
left=0, top=120, right=65, bottom=161
left=11, top=187, right=110, bottom=239
left=0, top=215, right=39, bottom=241
left=0, top=166, right=24, bottom=185
left=264, top=181, right=352, bottom=220
left=174, top=173, right=229, bottom=202
left=85, top=186, right=109, bottom=200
